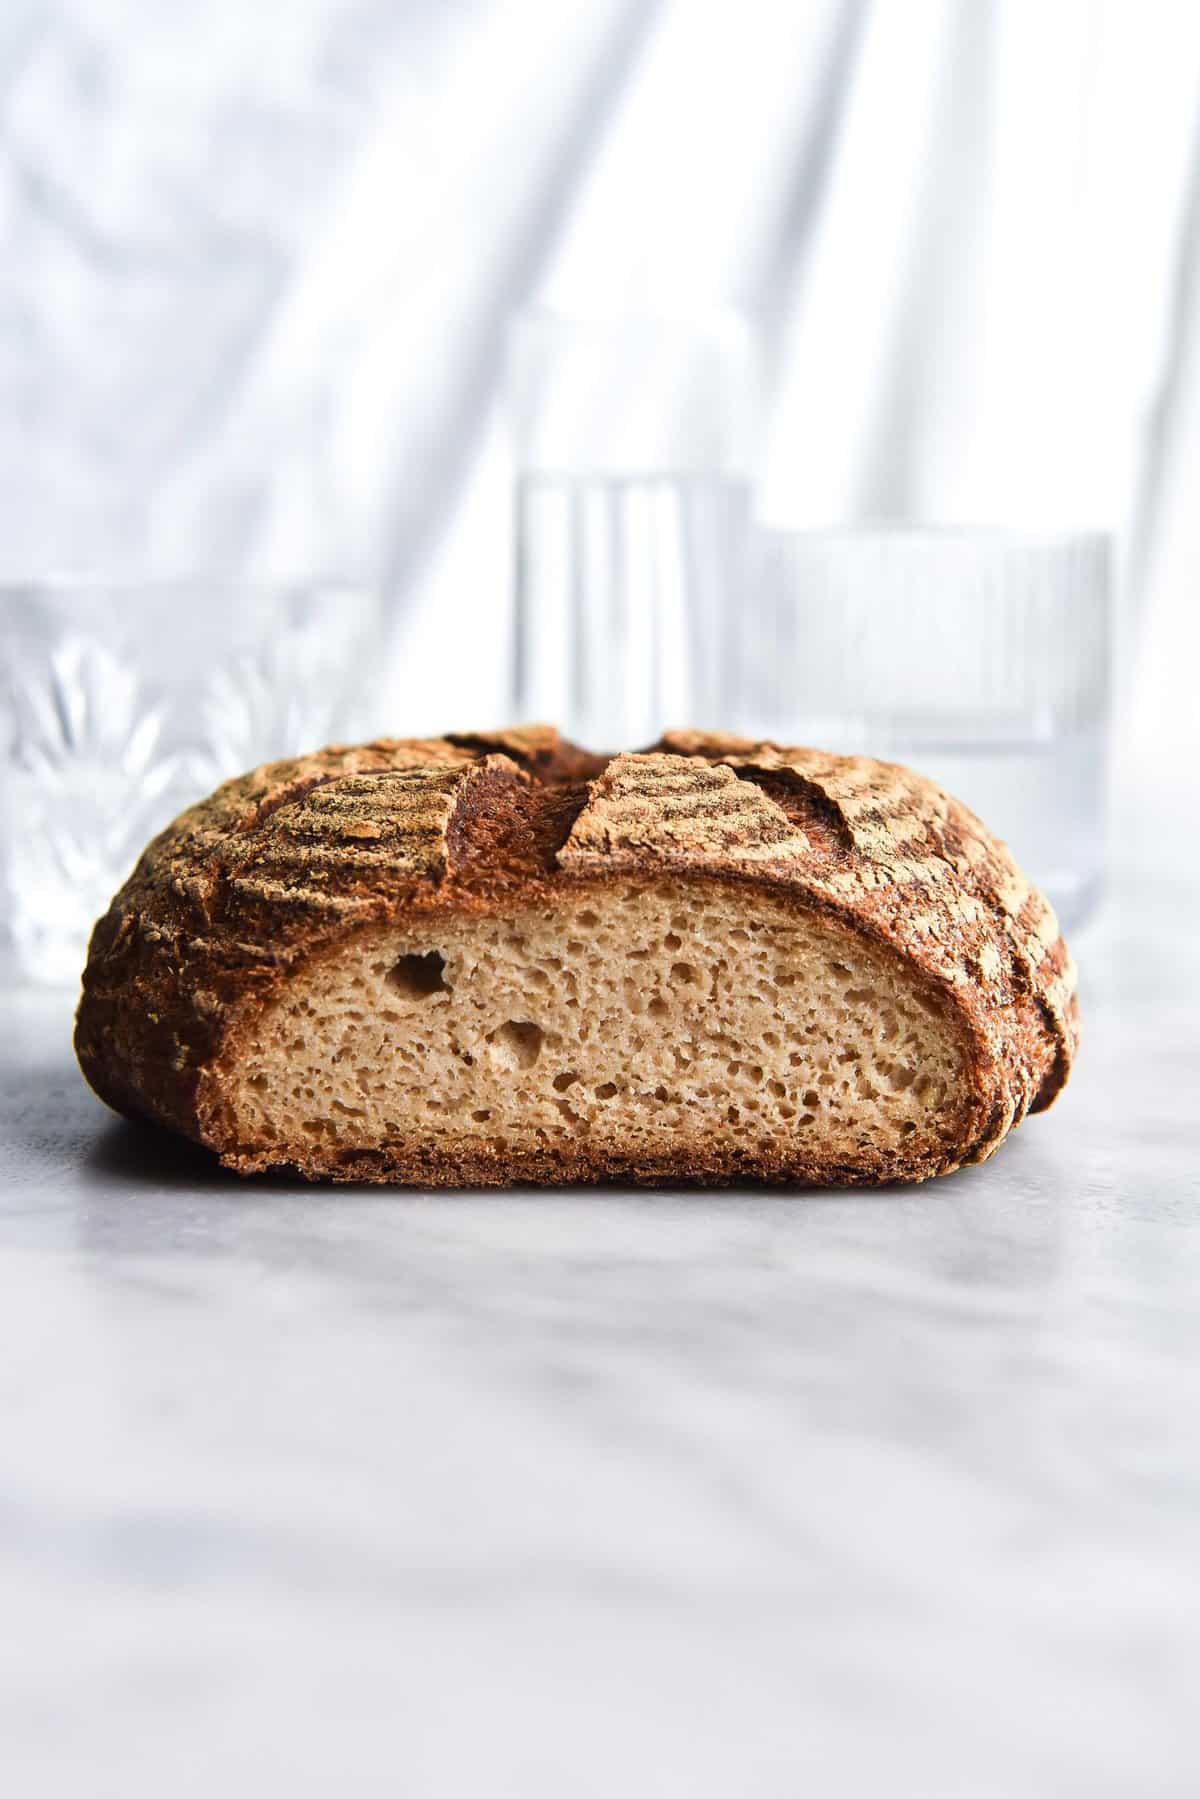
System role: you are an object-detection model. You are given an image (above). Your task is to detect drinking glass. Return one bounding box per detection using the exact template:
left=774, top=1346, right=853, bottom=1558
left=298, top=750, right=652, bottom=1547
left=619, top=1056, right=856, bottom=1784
left=507, top=307, right=755, bottom=749
left=748, top=529, right=1112, bottom=927
left=0, top=582, right=378, bottom=984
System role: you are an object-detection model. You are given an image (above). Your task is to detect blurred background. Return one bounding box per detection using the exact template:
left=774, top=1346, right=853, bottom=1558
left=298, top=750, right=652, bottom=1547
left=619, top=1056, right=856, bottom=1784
left=3, top=0, right=1199, bottom=750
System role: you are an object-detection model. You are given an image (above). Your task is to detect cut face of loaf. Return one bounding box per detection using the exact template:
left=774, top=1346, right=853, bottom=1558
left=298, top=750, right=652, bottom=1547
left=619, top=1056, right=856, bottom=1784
left=215, top=881, right=967, bottom=1183
left=75, top=726, right=1079, bottom=1185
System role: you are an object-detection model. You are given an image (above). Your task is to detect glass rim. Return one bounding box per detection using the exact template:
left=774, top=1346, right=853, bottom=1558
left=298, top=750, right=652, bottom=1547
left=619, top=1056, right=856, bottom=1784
left=754, top=523, right=1113, bottom=553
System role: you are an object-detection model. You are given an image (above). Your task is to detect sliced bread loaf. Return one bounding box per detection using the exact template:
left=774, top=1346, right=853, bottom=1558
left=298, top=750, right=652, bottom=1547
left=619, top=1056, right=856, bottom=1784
left=74, top=726, right=1077, bottom=1185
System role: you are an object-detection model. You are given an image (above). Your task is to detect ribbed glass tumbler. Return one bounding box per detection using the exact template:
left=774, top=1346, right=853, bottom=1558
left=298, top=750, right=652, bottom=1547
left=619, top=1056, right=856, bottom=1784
left=748, top=530, right=1112, bottom=927
left=0, top=582, right=378, bottom=984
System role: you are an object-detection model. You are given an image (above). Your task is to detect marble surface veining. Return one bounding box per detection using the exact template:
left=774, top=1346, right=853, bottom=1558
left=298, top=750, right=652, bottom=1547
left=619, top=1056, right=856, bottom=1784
left=1, top=827, right=1198, bottom=1796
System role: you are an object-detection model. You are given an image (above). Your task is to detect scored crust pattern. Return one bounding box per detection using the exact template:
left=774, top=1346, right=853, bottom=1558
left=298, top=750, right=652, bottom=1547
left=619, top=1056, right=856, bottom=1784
left=75, top=725, right=1078, bottom=1182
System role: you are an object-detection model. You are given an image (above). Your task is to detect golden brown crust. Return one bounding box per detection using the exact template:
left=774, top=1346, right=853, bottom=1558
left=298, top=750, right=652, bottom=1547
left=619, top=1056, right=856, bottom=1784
left=74, top=726, right=1078, bottom=1184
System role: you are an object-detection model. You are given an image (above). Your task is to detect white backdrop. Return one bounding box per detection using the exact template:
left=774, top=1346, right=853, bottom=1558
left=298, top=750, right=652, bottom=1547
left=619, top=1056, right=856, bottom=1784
left=4, top=0, right=1199, bottom=757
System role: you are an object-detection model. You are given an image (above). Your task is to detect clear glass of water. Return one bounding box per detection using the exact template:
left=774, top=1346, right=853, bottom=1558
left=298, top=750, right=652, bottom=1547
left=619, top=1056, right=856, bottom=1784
left=0, top=582, right=379, bottom=984
left=747, top=529, right=1112, bottom=927
left=507, top=307, right=755, bottom=748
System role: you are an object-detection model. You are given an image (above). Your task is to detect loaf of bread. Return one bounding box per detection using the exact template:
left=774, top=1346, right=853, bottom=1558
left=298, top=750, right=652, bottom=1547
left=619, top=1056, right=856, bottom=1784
left=74, top=726, right=1077, bottom=1186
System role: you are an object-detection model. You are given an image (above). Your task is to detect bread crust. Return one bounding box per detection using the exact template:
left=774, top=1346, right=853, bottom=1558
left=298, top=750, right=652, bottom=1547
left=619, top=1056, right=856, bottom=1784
left=74, top=726, right=1078, bottom=1185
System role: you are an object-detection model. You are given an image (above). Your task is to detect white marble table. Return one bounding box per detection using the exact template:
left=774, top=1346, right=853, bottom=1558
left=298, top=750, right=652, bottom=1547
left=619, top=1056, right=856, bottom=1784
left=3, top=800, right=1198, bottom=1797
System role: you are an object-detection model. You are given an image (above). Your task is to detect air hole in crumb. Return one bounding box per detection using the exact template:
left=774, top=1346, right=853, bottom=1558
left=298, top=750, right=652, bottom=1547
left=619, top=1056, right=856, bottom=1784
left=472, top=1109, right=491, bottom=1123
left=553, top=1071, right=579, bottom=1092
left=649, top=997, right=669, bottom=1018
left=664, top=931, right=683, bottom=951
left=249, top=1074, right=268, bottom=1092
left=488, top=1020, right=544, bottom=1069
left=654, top=1085, right=669, bottom=1102
left=671, top=962, right=698, bottom=985
left=577, top=909, right=599, bottom=928
left=803, top=1089, right=820, bottom=1108
left=595, top=1081, right=618, bottom=1100
left=386, top=951, right=449, bottom=999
